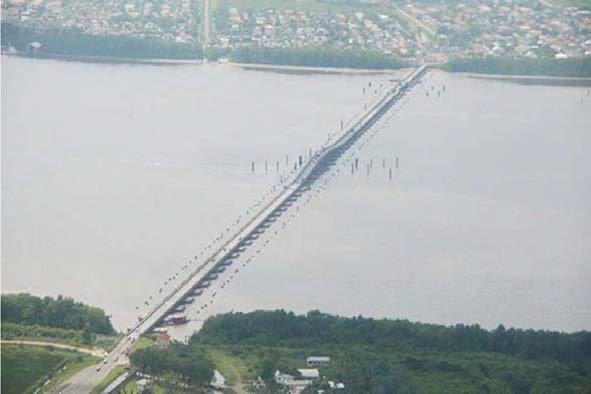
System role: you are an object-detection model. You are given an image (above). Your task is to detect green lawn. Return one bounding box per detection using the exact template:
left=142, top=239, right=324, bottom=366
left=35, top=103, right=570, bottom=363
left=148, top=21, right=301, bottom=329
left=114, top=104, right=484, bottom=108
left=1, top=344, right=98, bottom=394
left=123, top=380, right=138, bottom=393
left=132, top=335, right=155, bottom=352
left=206, top=347, right=250, bottom=386
left=94, top=334, right=124, bottom=352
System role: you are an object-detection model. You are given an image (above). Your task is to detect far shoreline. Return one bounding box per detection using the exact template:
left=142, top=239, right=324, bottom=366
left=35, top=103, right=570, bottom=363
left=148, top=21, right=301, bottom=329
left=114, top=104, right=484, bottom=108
left=460, top=71, right=591, bottom=87
left=2, top=52, right=407, bottom=75
left=230, top=62, right=406, bottom=75
left=3, top=52, right=591, bottom=83
left=1, top=51, right=203, bottom=66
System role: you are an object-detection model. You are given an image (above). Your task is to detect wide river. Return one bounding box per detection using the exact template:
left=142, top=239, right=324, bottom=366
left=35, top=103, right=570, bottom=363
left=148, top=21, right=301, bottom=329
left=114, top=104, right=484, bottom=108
left=2, top=56, right=590, bottom=336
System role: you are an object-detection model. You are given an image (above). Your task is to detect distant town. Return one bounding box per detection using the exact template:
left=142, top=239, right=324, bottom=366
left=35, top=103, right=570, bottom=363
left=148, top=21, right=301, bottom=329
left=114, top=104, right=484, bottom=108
left=2, top=0, right=590, bottom=64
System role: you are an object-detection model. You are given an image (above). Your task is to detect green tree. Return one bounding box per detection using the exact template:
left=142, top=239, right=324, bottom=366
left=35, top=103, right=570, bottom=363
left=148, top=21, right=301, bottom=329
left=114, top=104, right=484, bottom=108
left=82, top=323, right=93, bottom=344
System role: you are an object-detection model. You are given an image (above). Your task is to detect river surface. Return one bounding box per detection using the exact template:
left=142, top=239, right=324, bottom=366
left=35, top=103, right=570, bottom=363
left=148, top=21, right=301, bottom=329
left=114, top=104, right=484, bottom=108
left=2, top=56, right=590, bottom=334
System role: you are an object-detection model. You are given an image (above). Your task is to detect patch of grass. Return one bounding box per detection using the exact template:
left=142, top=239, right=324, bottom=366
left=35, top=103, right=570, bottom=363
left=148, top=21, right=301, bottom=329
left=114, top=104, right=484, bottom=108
left=91, top=365, right=127, bottom=394
left=1, top=344, right=65, bottom=394
left=123, top=379, right=138, bottom=393
left=152, top=385, right=167, bottom=394
left=206, top=347, right=250, bottom=386
left=1, top=322, right=120, bottom=351
left=0, top=344, right=98, bottom=394
left=94, top=334, right=123, bottom=352
left=132, top=335, right=155, bottom=352
left=1, top=322, right=87, bottom=347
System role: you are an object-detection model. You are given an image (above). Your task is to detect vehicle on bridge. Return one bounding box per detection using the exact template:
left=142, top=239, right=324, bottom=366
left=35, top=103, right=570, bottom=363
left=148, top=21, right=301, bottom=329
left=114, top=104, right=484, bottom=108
left=165, top=313, right=188, bottom=325
left=197, top=281, right=211, bottom=289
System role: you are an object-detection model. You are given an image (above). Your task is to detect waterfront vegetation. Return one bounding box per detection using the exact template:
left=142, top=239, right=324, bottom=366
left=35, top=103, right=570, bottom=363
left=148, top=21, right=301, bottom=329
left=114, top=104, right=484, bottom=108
left=1, top=322, right=89, bottom=345
left=230, top=46, right=405, bottom=69
left=1, top=293, right=115, bottom=336
left=443, top=56, right=591, bottom=78
left=1, top=23, right=202, bottom=60
left=4, top=21, right=591, bottom=77
left=1, top=344, right=98, bottom=394
left=1, top=293, right=117, bottom=350
left=129, top=342, right=215, bottom=390
left=187, top=310, right=591, bottom=393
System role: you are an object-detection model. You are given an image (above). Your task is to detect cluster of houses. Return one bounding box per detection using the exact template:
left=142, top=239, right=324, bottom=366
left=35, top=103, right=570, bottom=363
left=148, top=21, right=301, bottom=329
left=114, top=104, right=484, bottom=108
left=216, top=6, right=421, bottom=58
left=406, top=0, right=591, bottom=60
left=273, top=357, right=345, bottom=394
left=214, top=0, right=590, bottom=63
left=2, top=0, right=589, bottom=62
left=1, top=0, right=197, bottom=44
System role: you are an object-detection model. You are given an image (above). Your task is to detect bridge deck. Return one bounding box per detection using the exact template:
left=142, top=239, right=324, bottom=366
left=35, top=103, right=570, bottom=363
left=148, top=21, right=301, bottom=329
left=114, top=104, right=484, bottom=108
left=59, top=64, right=428, bottom=394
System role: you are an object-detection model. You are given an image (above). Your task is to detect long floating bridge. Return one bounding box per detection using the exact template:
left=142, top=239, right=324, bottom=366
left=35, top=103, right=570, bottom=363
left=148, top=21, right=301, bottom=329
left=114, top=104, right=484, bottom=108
left=59, top=64, right=428, bottom=393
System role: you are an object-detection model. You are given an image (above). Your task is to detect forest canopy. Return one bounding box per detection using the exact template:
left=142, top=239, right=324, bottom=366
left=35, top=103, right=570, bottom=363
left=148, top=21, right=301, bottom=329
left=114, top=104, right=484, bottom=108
left=1, top=293, right=115, bottom=335
left=443, top=56, right=591, bottom=78
left=193, top=310, right=591, bottom=364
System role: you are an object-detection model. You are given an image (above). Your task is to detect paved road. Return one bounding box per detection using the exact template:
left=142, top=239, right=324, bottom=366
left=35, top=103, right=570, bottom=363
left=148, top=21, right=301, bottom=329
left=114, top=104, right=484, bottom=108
left=390, top=1, right=436, bottom=36
left=56, top=334, right=133, bottom=393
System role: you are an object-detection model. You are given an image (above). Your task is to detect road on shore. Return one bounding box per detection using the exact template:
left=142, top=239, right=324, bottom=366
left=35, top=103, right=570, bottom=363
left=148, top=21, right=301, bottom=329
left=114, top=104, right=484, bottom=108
left=1, top=339, right=106, bottom=357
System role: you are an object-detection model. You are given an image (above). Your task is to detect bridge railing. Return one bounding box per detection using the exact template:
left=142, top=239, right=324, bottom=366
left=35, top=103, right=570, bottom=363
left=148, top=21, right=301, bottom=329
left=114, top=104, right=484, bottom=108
left=133, top=64, right=430, bottom=334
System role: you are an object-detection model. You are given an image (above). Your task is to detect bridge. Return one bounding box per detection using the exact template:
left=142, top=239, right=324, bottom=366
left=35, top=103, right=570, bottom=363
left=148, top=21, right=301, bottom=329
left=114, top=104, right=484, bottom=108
left=58, top=64, right=428, bottom=393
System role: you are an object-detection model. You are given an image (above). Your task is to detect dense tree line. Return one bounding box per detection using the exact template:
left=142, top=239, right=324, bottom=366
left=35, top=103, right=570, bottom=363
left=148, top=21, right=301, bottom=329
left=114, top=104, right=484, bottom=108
left=1, top=23, right=202, bottom=60
left=193, top=310, right=591, bottom=393
left=1, top=293, right=115, bottom=335
left=192, top=310, right=591, bottom=365
left=130, top=343, right=214, bottom=389
left=443, top=56, right=591, bottom=78
left=230, top=46, right=405, bottom=69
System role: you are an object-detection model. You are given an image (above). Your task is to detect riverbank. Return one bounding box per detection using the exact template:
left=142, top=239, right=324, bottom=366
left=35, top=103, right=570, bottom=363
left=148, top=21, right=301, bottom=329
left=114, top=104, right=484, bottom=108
left=9, top=52, right=590, bottom=83
left=1, top=52, right=203, bottom=66
left=461, top=71, right=591, bottom=87
left=2, top=52, right=409, bottom=75
left=231, top=61, right=406, bottom=75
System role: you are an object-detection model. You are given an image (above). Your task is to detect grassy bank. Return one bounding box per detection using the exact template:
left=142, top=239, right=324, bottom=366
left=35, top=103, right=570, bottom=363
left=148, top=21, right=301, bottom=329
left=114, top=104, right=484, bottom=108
left=443, top=56, right=591, bottom=78
left=1, top=344, right=99, bottom=394
left=91, top=365, right=128, bottom=394
left=1, top=322, right=121, bottom=351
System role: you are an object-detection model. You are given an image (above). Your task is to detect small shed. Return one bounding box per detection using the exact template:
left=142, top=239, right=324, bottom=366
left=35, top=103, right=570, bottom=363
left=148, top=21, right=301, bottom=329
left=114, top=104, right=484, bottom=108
left=297, top=368, right=319, bottom=379
left=26, top=41, right=42, bottom=55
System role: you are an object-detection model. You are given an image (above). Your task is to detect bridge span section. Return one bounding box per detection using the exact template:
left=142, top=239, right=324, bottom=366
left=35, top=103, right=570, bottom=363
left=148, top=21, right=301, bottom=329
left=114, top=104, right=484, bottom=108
left=58, top=64, right=428, bottom=394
